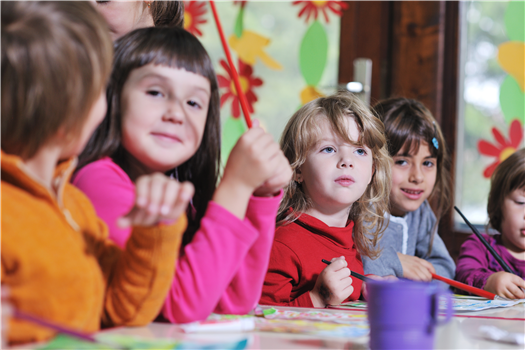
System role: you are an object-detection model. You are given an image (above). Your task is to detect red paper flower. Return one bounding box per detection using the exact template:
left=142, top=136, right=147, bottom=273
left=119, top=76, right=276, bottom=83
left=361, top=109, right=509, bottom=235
left=217, top=59, right=263, bottom=118
left=293, top=1, right=348, bottom=23
left=183, top=1, right=207, bottom=37
left=477, top=119, right=523, bottom=178
left=233, top=0, right=248, bottom=7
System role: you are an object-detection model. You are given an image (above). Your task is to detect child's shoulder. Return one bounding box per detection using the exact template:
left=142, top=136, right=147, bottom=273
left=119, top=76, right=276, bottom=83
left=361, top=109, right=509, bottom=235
left=73, top=157, right=132, bottom=189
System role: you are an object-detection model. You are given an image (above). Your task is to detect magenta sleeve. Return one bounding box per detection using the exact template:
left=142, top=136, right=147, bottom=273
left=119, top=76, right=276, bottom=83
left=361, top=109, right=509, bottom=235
left=456, top=235, right=493, bottom=290
left=161, top=201, right=259, bottom=323
left=71, top=159, right=134, bottom=248
left=215, top=191, right=282, bottom=314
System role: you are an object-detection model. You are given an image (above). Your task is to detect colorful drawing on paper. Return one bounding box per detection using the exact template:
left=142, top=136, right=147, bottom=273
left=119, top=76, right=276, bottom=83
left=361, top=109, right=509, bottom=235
left=38, top=334, right=249, bottom=350
left=336, top=296, right=525, bottom=312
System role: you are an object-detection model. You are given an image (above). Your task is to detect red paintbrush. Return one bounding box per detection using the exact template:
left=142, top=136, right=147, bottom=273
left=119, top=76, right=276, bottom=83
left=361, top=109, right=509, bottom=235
left=208, top=0, right=253, bottom=128
left=431, top=273, right=510, bottom=301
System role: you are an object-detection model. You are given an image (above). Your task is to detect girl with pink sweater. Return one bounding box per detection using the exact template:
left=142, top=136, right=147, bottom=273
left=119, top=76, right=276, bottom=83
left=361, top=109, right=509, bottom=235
left=73, top=27, right=291, bottom=323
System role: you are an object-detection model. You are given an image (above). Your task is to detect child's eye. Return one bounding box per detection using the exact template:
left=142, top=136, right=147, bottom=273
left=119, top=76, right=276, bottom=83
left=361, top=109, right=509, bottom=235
left=423, top=160, right=435, bottom=167
left=321, top=147, right=335, bottom=154
left=147, top=90, right=163, bottom=97
left=394, top=159, right=407, bottom=166
left=187, top=100, right=201, bottom=108
left=355, top=148, right=368, bottom=156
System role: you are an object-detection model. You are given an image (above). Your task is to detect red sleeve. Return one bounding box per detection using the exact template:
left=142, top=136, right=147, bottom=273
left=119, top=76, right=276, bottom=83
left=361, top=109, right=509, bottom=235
left=260, top=241, right=314, bottom=307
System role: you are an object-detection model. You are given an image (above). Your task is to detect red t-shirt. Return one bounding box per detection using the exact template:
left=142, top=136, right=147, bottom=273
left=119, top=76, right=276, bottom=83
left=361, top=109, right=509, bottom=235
left=260, top=213, right=363, bottom=307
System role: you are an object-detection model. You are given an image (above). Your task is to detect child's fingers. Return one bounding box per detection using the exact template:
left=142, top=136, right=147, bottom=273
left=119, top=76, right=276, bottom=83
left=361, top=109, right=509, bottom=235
left=159, top=179, right=182, bottom=216
left=134, top=175, right=152, bottom=208
left=419, top=259, right=436, bottom=274
left=164, top=181, right=194, bottom=221
left=144, top=173, right=167, bottom=215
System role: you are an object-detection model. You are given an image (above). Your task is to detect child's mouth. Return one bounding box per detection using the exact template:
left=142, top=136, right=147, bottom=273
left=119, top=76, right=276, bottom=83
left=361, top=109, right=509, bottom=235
left=401, top=188, right=423, bottom=199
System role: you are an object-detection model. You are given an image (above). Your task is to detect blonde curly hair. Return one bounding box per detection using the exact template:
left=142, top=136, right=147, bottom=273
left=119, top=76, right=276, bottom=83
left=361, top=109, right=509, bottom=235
left=277, top=91, right=391, bottom=258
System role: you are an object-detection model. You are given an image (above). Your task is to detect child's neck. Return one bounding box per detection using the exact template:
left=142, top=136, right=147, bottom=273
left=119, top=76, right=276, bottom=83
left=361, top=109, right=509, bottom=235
left=304, top=206, right=351, bottom=228
left=501, top=234, right=525, bottom=261
left=22, top=145, right=62, bottom=194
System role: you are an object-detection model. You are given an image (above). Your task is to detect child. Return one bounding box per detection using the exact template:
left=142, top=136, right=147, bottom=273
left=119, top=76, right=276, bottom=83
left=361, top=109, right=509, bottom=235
left=1, top=1, right=189, bottom=344
left=93, top=0, right=184, bottom=40
left=456, top=148, right=525, bottom=299
left=362, top=98, right=455, bottom=281
left=73, top=27, right=291, bottom=322
left=260, top=91, right=392, bottom=307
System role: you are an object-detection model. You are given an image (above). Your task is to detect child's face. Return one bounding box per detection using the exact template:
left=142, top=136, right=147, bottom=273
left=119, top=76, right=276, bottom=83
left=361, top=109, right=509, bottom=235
left=121, top=64, right=210, bottom=174
left=91, top=0, right=154, bottom=41
left=501, top=188, right=525, bottom=253
left=390, top=142, right=437, bottom=217
left=298, top=116, right=373, bottom=214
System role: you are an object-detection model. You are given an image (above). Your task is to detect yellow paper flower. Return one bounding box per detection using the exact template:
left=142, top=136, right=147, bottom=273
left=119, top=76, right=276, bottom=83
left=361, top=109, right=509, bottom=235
left=300, top=85, right=324, bottom=105
left=497, top=41, right=525, bottom=92
left=229, top=30, right=282, bottom=70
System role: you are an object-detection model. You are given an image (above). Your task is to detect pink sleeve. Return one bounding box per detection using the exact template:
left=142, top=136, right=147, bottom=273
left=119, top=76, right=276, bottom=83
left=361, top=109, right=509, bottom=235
left=161, top=201, right=259, bottom=323
left=214, top=191, right=282, bottom=314
left=72, top=160, right=135, bottom=248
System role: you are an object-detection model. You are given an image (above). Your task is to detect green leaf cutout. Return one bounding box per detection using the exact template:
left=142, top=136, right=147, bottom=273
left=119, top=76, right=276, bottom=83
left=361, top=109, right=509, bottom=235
left=299, top=21, right=328, bottom=86
left=234, top=6, right=245, bottom=38
left=500, top=75, right=525, bottom=125
left=505, top=1, right=525, bottom=42
left=221, top=116, right=247, bottom=166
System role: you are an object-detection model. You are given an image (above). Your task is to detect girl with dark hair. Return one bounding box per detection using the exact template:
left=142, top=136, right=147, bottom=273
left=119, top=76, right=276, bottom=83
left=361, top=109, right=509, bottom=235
left=73, top=26, right=291, bottom=322
left=456, top=148, right=525, bottom=299
left=362, top=97, right=455, bottom=281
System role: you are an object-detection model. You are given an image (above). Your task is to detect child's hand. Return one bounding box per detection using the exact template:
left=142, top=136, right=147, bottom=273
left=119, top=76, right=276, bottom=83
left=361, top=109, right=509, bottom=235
left=484, top=271, right=525, bottom=299
left=397, top=252, right=435, bottom=281
left=223, top=121, right=284, bottom=193
left=0, top=285, right=13, bottom=349
left=309, top=257, right=353, bottom=307
left=253, top=144, right=292, bottom=197
left=118, top=173, right=194, bottom=228
left=360, top=274, right=397, bottom=301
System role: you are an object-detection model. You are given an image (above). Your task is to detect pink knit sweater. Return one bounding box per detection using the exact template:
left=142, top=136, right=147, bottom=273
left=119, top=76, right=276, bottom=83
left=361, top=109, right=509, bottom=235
left=72, top=157, right=281, bottom=323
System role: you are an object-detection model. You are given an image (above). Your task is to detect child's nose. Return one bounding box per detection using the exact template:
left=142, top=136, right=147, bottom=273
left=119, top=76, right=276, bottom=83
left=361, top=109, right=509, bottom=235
left=409, top=165, right=424, bottom=183
left=163, top=100, right=184, bottom=123
left=338, top=152, right=354, bottom=168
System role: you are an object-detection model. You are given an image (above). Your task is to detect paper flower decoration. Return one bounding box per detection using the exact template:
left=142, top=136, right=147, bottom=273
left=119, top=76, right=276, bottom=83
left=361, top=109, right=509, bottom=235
left=229, top=30, right=282, bottom=70
left=183, top=1, right=207, bottom=37
left=293, top=1, right=348, bottom=23
left=477, top=119, right=523, bottom=178
left=218, top=59, right=263, bottom=118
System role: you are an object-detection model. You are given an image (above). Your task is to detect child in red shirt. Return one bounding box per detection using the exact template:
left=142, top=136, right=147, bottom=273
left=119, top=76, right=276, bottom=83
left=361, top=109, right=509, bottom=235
left=261, top=92, right=392, bottom=307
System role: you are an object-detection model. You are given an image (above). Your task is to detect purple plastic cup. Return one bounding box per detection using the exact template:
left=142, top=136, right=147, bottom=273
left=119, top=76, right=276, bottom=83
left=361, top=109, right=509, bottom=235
left=366, top=279, right=452, bottom=350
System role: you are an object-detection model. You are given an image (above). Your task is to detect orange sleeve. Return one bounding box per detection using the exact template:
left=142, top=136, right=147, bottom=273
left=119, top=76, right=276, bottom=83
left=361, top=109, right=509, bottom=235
left=73, top=190, right=186, bottom=327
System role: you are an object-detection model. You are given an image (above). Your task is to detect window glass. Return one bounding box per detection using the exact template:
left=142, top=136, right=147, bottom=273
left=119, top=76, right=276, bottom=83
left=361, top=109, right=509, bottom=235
left=455, top=0, right=524, bottom=227
left=183, top=1, right=344, bottom=162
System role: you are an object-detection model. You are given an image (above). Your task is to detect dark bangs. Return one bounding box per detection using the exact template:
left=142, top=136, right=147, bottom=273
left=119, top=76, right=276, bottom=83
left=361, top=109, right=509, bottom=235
left=375, top=98, right=440, bottom=159
left=78, top=27, right=221, bottom=248
left=113, top=27, right=222, bottom=247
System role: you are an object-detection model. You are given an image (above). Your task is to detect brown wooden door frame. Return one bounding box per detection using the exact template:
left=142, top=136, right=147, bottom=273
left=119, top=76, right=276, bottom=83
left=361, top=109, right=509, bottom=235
left=339, top=1, right=469, bottom=261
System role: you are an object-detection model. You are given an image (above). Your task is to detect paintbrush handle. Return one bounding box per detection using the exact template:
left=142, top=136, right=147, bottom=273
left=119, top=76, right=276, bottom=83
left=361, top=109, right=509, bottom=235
left=431, top=273, right=496, bottom=300
left=13, top=309, right=98, bottom=343
left=454, top=206, right=516, bottom=275
left=208, top=0, right=252, bottom=128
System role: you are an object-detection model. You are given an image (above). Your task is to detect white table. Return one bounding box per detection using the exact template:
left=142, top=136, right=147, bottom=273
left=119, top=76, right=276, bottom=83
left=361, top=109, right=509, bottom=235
left=104, top=304, right=525, bottom=349
left=11, top=304, right=525, bottom=349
